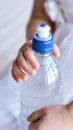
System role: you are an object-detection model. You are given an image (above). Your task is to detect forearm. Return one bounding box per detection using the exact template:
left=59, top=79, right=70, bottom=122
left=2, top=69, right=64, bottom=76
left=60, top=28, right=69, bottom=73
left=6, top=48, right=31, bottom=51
left=26, top=18, right=54, bottom=40
left=26, top=0, right=55, bottom=40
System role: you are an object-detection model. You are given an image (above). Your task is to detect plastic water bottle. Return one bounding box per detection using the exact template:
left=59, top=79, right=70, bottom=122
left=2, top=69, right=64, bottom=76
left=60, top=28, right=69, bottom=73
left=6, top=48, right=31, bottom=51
left=20, top=23, right=63, bottom=130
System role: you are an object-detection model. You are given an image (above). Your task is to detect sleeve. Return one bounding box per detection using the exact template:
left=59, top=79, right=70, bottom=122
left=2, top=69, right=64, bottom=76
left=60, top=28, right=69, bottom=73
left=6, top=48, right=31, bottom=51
left=54, top=23, right=73, bottom=104
left=44, top=0, right=65, bottom=26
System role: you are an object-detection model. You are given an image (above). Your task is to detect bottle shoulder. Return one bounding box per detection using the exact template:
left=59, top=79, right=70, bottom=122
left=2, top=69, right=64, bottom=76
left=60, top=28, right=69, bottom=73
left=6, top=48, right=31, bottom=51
left=34, top=52, right=58, bottom=66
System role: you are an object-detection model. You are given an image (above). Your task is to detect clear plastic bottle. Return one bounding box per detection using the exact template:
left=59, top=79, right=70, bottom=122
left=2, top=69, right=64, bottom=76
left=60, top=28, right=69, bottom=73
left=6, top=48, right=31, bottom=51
left=20, top=23, right=63, bottom=130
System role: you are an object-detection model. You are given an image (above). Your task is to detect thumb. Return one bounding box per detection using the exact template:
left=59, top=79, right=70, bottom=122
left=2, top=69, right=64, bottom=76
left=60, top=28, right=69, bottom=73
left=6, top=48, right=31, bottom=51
left=52, top=44, right=60, bottom=58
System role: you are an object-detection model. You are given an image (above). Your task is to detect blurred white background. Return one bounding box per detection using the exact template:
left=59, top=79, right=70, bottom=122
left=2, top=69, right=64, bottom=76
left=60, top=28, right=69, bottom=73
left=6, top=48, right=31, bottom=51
left=0, top=0, right=33, bottom=130
left=0, top=0, right=33, bottom=78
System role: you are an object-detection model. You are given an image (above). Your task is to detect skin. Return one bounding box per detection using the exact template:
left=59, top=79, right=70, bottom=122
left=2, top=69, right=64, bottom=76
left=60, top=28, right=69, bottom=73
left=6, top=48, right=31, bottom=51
left=12, top=0, right=60, bottom=82
left=11, top=0, right=73, bottom=129
left=12, top=40, right=60, bottom=82
left=27, top=103, right=73, bottom=130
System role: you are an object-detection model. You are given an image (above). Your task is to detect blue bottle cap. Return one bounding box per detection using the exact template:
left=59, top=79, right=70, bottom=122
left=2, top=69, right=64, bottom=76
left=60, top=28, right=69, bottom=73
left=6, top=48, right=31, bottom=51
left=32, top=23, right=54, bottom=54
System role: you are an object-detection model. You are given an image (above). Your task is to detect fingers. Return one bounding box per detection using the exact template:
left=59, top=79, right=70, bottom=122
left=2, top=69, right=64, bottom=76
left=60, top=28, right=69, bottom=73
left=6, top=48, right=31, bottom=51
left=28, top=114, right=46, bottom=130
left=27, top=105, right=59, bottom=122
left=28, top=106, right=63, bottom=127
left=12, top=40, right=60, bottom=83
left=28, top=122, right=39, bottom=130
left=17, top=52, right=36, bottom=76
left=52, top=44, right=60, bottom=58
left=12, top=40, right=39, bottom=82
left=27, top=107, right=48, bottom=122
left=12, top=69, right=21, bottom=83
left=22, top=44, right=39, bottom=70
left=12, top=60, right=27, bottom=82
left=28, top=119, right=45, bottom=130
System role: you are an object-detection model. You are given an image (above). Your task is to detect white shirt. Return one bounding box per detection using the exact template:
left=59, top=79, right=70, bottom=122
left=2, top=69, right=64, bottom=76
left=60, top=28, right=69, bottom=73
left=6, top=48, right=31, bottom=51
left=45, top=0, right=73, bottom=104
left=45, top=0, right=73, bottom=25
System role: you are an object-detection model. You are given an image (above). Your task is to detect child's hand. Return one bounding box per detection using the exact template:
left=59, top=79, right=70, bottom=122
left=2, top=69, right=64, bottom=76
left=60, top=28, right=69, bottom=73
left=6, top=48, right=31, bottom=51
left=12, top=40, right=60, bottom=82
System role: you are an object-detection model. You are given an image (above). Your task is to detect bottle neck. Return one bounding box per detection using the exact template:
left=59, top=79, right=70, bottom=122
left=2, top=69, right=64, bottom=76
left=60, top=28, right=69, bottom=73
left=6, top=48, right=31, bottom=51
left=34, top=51, right=51, bottom=57
left=33, top=51, right=51, bottom=66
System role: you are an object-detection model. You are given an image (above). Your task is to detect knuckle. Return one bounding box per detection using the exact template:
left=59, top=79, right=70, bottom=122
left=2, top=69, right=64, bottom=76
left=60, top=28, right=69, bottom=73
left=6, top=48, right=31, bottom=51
left=42, top=107, right=49, bottom=114
left=24, top=47, right=29, bottom=56
left=12, top=60, right=16, bottom=68
left=17, top=55, right=26, bottom=71
left=17, top=54, right=22, bottom=65
left=22, top=43, right=28, bottom=52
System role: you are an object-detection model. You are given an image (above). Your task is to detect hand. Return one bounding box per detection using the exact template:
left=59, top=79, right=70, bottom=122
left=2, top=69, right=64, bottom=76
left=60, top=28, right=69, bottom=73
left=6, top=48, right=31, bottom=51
left=12, top=40, right=60, bottom=82
left=27, top=105, right=73, bottom=130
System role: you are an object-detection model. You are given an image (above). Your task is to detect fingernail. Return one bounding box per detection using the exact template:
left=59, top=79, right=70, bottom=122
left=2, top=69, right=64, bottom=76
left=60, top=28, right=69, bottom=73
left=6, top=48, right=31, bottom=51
left=16, top=78, right=21, bottom=83
left=23, top=76, right=27, bottom=80
left=57, top=52, right=60, bottom=58
left=34, top=63, right=39, bottom=69
left=36, top=64, right=39, bottom=69
left=32, top=70, right=36, bottom=76
left=55, top=50, right=60, bottom=58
